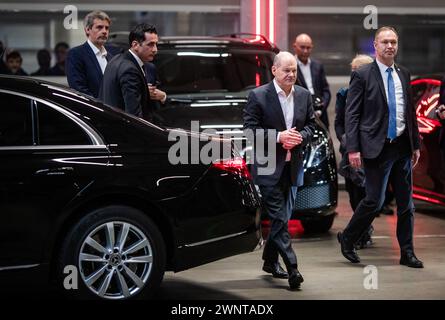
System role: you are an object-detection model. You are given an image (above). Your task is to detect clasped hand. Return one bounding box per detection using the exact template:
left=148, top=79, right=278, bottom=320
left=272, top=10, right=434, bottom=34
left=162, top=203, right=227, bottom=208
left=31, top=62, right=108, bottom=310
left=279, top=128, right=302, bottom=150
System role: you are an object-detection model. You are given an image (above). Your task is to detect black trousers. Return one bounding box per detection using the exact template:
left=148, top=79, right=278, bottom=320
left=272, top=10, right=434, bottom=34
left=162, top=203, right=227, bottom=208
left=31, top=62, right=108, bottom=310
left=259, top=163, right=298, bottom=270
left=344, top=177, right=366, bottom=212
left=343, top=134, right=415, bottom=254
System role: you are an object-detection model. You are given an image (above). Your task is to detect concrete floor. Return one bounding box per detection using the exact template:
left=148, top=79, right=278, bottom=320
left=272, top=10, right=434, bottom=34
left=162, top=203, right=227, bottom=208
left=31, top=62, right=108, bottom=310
left=158, top=191, right=445, bottom=300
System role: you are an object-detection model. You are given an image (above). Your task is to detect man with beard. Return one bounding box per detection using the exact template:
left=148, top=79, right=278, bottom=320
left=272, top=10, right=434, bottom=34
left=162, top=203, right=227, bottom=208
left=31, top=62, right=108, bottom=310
left=66, top=11, right=112, bottom=98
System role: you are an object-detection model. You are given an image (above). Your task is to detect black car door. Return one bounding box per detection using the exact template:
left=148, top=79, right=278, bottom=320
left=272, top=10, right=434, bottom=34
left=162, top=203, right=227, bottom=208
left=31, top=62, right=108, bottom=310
left=0, top=91, right=110, bottom=268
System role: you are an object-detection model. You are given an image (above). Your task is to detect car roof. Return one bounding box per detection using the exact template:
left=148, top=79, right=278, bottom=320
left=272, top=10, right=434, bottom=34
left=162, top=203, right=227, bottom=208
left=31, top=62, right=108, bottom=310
left=0, top=75, right=115, bottom=116
left=0, top=74, right=164, bottom=132
left=108, top=32, right=280, bottom=53
left=0, top=75, right=59, bottom=99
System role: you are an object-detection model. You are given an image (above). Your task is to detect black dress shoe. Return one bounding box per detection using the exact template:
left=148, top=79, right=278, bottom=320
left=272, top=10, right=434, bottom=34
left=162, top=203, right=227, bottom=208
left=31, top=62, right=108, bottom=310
left=337, top=231, right=360, bottom=263
left=262, top=262, right=289, bottom=279
left=288, top=268, right=304, bottom=290
left=400, top=253, right=424, bottom=268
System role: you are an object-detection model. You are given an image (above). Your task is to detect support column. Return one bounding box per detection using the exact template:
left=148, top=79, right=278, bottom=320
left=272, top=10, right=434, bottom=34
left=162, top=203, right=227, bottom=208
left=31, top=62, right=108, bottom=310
left=275, top=0, right=288, bottom=51
left=240, top=0, right=288, bottom=51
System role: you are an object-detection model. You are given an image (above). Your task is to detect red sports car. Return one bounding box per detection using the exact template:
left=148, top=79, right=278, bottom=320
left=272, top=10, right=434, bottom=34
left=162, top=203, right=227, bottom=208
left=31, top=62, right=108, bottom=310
left=411, top=75, right=445, bottom=206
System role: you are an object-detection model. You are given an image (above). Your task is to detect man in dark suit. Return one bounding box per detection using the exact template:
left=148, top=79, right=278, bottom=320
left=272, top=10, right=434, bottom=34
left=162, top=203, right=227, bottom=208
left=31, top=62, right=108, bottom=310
left=338, top=26, right=423, bottom=268
left=66, top=11, right=112, bottom=98
left=293, top=33, right=331, bottom=128
left=100, top=23, right=158, bottom=121
left=49, top=42, right=69, bottom=76
left=244, top=51, right=316, bottom=290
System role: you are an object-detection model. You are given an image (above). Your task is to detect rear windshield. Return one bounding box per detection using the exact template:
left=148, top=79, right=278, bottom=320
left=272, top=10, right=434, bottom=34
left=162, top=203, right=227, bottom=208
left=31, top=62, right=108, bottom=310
left=154, top=49, right=274, bottom=94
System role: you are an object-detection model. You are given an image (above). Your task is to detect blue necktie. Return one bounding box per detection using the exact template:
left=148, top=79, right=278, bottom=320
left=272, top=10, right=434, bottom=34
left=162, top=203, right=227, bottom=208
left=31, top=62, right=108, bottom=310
left=386, top=67, right=397, bottom=140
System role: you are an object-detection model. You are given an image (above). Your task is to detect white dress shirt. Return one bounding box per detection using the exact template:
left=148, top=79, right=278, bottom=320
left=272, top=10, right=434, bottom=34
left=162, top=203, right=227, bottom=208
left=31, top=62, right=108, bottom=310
left=376, top=59, right=406, bottom=137
left=87, top=39, right=108, bottom=74
left=296, top=57, right=314, bottom=95
left=273, top=79, right=295, bottom=161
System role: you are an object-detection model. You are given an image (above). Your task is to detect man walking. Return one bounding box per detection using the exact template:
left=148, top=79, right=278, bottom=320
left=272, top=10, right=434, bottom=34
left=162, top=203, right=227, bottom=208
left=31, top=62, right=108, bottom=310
left=244, top=51, right=316, bottom=289
left=338, top=27, right=423, bottom=268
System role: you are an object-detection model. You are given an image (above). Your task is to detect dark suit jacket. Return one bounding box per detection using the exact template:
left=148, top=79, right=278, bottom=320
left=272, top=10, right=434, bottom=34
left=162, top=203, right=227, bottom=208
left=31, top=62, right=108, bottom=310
left=100, top=51, right=151, bottom=121
left=345, top=60, right=420, bottom=159
left=297, top=59, right=331, bottom=127
left=66, top=42, right=112, bottom=98
left=144, top=62, right=162, bottom=112
left=334, top=86, right=348, bottom=154
left=243, top=82, right=316, bottom=187
left=144, top=62, right=158, bottom=85
left=48, top=63, right=66, bottom=76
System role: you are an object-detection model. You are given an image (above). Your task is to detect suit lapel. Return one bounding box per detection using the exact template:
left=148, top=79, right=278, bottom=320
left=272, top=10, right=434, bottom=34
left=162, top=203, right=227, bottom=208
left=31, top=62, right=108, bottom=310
left=291, top=86, right=301, bottom=128
left=297, top=71, right=307, bottom=89
left=125, top=51, right=147, bottom=85
left=310, top=62, right=316, bottom=90
left=266, top=82, right=287, bottom=130
left=83, top=42, right=103, bottom=77
left=371, top=61, right=388, bottom=106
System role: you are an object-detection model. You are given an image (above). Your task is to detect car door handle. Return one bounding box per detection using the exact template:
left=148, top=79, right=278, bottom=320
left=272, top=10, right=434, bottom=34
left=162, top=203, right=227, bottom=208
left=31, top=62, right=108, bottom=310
left=35, top=167, right=74, bottom=176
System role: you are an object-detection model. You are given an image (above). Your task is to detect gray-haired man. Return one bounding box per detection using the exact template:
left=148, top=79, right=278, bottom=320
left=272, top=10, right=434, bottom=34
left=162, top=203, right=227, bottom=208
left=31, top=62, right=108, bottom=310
left=66, top=10, right=112, bottom=98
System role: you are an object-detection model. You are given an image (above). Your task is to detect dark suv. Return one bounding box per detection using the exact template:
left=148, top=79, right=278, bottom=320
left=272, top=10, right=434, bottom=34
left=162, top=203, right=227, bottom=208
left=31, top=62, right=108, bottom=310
left=108, top=33, right=338, bottom=233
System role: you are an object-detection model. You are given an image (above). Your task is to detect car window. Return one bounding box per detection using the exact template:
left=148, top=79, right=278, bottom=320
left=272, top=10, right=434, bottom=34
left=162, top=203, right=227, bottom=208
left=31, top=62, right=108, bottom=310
left=0, top=92, right=33, bottom=146
left=155, top=49, right=274, bottom=94
left=36, top=102, right=92, bottom=145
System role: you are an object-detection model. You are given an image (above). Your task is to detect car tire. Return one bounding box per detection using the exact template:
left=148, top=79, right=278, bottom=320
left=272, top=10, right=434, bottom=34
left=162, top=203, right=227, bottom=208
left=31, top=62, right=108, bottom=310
left=57, top=205, right=166, bottom=300
left=300, top=214, right=335, bottom=233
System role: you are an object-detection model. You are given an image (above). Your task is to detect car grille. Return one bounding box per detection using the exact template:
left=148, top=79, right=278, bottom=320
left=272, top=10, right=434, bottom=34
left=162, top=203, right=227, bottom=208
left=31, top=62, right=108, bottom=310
left=295, top=184, right=332, bottom=210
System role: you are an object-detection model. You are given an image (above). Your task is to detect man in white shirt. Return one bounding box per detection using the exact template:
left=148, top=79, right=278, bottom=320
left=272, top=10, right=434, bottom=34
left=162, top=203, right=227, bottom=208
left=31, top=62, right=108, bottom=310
left=244, top=52, right=316, bottom=290
left=66, top=11, right=112, bottom=98
left=338, top=26, right=423, bottom=268
left=293, top=33, right=331, bottom=128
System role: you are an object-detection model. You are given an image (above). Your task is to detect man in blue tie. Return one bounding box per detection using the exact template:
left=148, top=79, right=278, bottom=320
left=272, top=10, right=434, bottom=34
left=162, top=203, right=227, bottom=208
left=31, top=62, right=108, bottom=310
left=338, top=26, right=423, bottom=268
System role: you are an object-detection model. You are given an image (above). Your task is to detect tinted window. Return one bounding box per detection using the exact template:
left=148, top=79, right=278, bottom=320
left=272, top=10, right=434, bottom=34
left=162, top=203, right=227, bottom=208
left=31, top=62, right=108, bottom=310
left=155, top=49, right=274, bottom=94
left=0, top=92, right=33, bottom=146
left=37, top=102, right=92, bottom=145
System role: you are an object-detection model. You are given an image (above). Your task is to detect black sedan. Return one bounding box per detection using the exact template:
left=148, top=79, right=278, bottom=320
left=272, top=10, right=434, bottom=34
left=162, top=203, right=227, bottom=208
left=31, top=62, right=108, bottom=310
left=410, top=75, right=445, bottom=206
left=0, top=75, right=261, bottom=299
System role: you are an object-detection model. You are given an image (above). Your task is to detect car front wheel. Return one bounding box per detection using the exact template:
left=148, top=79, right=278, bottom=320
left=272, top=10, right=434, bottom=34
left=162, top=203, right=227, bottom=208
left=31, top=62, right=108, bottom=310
left=58, top=205, right=166, bottom=300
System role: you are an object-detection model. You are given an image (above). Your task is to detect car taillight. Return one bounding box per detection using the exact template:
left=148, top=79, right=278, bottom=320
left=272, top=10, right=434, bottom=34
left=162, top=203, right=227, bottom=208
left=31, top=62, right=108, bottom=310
left=212, top=157, right=251, bottom=179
